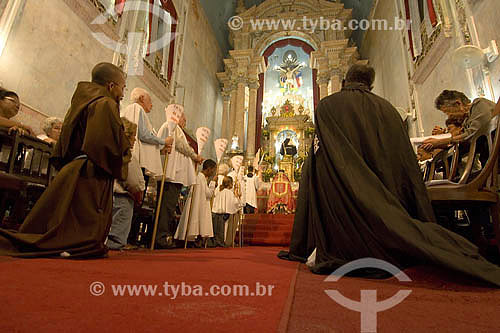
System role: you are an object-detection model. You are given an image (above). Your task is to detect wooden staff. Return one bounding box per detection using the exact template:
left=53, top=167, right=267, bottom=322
left=183, top=181, right=198, bottom=249
left=150, top=151, right=169, bottom=250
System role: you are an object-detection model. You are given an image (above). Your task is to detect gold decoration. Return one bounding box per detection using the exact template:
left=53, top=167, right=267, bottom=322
left=280, top=99, right=295, bottom=118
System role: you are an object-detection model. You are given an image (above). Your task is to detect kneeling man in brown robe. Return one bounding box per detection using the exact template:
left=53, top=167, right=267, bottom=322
left=0, top=62, right=131, bottom=258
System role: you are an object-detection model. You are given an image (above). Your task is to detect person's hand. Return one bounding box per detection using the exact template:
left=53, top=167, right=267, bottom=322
left=432, top=126, right=445, bottom=135
left=23, top=125, right=34, bottom=136
left=8, top=126, right=29, bottom=136
left=44, top=137, right=57, bottom=145
left=421, top=138, right=439, bottom=152
left=194, top=155, right=203, bottom=164
left=165, top=136, right=174, bottom=146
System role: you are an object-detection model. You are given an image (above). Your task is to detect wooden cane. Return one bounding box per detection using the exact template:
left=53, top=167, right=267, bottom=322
left=150, top=152, right=169, bottom=250
left=183, top=183, right=197, bottom=249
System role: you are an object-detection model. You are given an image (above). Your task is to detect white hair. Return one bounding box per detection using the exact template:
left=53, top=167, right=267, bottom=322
left=218, top=163, right=230, bottom=175
left=130, top=87, right=150, bottom=103
left=42, top=117, right=62, bottom=135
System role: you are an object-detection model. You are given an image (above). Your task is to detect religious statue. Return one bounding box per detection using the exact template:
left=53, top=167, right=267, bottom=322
left=280, top=138, right=297, bottom=157
left=275, top=51, right=304, bottom=94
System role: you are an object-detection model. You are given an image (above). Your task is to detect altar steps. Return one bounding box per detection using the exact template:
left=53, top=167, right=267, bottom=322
left=242, top=213, right=294, bottom=246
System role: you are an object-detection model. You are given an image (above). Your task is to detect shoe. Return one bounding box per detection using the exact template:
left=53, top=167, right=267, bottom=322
left=193, top=239, right=203, bottom=248
left=123, top=244, right=139, bottom=251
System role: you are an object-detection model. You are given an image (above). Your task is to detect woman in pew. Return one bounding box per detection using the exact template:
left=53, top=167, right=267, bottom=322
left=38, top=117, right=62, bottom=145
left=0, top=88, right=34, bottom=136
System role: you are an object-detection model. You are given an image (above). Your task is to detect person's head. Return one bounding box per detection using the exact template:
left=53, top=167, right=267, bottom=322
left=121, top=117, right=138, bottom=147
left=344, top=64, right=376, bottom=90
left=42, top=117, right=63, bottom=141
left=218, top=163, right=230, bottom=175
left=178, top=114, right=186, bottom=128
left=202, top=159, right=217, bottom=178
left=435, top=90, right=471, bottom=116
left=91, top=62, right=126, bottom=103
left=0, top=88, right=20, bottom=119
left=445, top=114, right=464, bottom=136
left=130, top=87, right=153, bottom=113
left=221, top=176, right=233, bottom=190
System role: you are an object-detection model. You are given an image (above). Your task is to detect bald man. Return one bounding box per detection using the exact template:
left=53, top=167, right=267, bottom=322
left=155, top=113, right=202, bottom=248
left=121, top=88, right=173, bottom=178
left=0, top=62, right=131, bottom=258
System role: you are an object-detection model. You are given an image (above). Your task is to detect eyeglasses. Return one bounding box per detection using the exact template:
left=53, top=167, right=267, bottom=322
left=3, top=96, right=20, bottom=111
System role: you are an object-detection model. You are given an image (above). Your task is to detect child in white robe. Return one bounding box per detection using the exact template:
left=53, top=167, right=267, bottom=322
left=242, top=166, right=261, bottom=214
left=214, top=163, right=230, bottom=195
left=212, top=176, right=242, bottom=247
left=174, top=159, right=217, bottom=245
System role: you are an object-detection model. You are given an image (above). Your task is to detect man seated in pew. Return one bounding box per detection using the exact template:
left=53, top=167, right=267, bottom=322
left=38, top=117, right=62, bottom=145
left=421, top=90, right=494, bottom=161
left=423, top=91, right=497, bottom=245
left=0, top=88, right=34, bottom=136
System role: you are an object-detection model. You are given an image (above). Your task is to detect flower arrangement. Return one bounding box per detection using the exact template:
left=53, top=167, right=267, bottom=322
left=262, top=129, right=270, bottom=140
left=262, top=167, right=277, bottom=182
left=304, top=127, right=315, bottom=138
left=262, top=153, right=275, bottom=165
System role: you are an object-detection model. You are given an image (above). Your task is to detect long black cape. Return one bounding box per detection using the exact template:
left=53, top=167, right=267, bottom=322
left=279, top=82, right=500, bottom=286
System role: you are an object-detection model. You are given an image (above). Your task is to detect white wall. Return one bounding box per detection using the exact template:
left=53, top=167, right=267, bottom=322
left=0, top=0, right=224, bottom=159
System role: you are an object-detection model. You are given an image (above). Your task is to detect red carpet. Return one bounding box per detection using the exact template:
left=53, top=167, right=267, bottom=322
left=285, top=264, right=500, bottom=332
left=3, top=246, right=500, bottom=332
left=0, top=247, right=297, bottom=333
left=244, top=214, right=294, bottom=246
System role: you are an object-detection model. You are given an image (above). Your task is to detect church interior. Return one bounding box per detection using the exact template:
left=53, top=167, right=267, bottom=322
left=1, top=0, right=500, bottom=331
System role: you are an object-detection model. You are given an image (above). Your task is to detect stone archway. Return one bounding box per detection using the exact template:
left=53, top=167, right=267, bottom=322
left=216, top=0, right=363, bottom=161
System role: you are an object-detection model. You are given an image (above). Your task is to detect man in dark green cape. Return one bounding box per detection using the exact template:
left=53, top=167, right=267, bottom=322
left=279, top=64, right=500, bottom=287
left=0, top=63, right=131, bottom=258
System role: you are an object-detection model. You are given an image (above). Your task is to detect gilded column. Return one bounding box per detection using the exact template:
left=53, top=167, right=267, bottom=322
left=246, top=80, right=259, bottom=158
left=228, top=85, right=237, bottom=141
left=221, top=91, right=231, bottom=139
left=235, top=77, right=247, bottom=151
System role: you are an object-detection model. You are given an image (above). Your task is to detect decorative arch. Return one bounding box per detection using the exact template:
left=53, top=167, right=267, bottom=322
left=255, top=37, right=319, bottom=152
left=254, top=31, right=320, bottom=60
